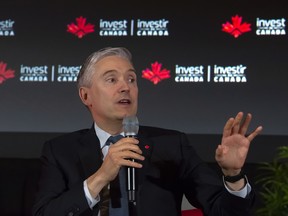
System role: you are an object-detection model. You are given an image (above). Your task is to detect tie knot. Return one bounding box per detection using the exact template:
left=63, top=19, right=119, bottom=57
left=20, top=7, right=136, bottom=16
left=106, top=135, right=123, bottom=146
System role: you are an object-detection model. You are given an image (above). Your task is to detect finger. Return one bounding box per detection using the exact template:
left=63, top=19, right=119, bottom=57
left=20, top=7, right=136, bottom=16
left=247, top=126, right=263, bottom=142
left=116, top=143, right=143, bottom=155
left=123, top=158, right=143, bottom=168
left=111, top=139, right=140, bottom=152
left=215, top=145, right=223, bottom=159
left=114, top=137, right=139, bottom=146
left=239, top=113, right=252, bottom=135
left=121, top=149, right=145, bottom=161
left=215, top=144, right=228, bottom=161
left=222, top=117, right=234, bottom=138
left=110, top=149, right=144, bottom=168
left=231, top=112, right=244, bottom=134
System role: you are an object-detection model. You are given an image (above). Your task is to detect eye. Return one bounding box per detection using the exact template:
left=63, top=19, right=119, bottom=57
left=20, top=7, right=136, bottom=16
left=128, top=75, right=137, bottom=83
left=106, top=77, right=116, bottom=83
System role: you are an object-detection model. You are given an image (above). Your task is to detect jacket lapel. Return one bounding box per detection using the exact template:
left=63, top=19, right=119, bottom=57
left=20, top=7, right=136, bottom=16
left=136, top=128, right=159, bottom=189
left=78, top=127, right=103, bottom=179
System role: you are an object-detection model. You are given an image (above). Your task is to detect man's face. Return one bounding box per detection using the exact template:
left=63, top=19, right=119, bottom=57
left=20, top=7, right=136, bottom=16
left=82, top=55, right=138, bottom=124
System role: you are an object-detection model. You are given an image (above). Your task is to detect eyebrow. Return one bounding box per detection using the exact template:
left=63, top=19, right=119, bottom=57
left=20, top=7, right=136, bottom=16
left=102, top=69, right=136, bottom=77
left=102, top=70, right=116, bottom=77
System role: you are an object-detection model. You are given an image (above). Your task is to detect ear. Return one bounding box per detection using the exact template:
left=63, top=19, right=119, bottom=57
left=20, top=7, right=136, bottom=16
left=79, top=87, right=91, bottom=106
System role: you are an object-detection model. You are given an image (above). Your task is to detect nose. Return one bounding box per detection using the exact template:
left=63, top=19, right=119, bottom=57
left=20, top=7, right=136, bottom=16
left=119, top=79, right=130, bottom=92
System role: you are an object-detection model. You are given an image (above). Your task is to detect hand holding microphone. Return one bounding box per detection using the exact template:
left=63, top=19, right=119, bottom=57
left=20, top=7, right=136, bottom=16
left=122, top=115, right=139, bottom=202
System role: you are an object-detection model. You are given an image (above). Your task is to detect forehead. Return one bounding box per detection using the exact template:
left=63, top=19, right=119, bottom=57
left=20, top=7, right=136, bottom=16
left=94, top=55, right=134, bottom=75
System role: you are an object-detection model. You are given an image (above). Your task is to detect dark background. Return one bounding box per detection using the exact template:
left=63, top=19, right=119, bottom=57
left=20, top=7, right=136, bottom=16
left=0, top=1, right=287, bottom=215
left=0, top=0, right=287, bottom=161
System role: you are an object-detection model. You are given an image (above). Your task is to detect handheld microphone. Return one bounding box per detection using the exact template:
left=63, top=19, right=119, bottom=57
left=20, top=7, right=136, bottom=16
left=122, top=115, right=139, bottom=203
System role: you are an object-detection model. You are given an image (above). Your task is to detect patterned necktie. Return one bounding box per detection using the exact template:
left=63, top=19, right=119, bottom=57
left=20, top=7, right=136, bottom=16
left=100, top=135, right=129, bottom=216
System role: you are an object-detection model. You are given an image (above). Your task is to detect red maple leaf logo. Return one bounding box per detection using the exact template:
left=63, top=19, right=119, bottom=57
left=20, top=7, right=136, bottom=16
left=67, top=16, right=95, bottom=38
left=222, top=15, right=251, bottom=38
left=142, top=61, right=170, bottom=85
left=0, top=62, right=15, bottom=84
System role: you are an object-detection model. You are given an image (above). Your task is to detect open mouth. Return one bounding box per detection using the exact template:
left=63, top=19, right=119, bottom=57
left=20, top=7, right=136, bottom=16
left=118, top=99, right=131, bottom=104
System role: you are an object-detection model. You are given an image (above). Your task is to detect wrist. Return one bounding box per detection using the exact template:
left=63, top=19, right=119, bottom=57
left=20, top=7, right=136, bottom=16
left=221, top=168, right=241, bottom=177
left=223, top=171, right=246, bottom=183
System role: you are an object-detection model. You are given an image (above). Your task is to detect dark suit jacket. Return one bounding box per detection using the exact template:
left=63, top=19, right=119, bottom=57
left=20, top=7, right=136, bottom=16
left=33, top=126, right=255, bottom=216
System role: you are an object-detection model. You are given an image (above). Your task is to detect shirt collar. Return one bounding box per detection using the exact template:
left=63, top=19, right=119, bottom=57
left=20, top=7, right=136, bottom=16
left=94, top=122, right=124, bottom=148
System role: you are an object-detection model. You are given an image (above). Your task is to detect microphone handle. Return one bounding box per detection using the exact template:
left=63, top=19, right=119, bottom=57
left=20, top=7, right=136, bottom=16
left=126, top=135, right=137, bottom=202
left=127, top=165, right=136, bottom=202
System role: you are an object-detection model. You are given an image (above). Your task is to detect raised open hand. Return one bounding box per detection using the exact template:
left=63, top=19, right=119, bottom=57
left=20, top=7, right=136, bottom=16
left=215, top=112, right=263, bottom=175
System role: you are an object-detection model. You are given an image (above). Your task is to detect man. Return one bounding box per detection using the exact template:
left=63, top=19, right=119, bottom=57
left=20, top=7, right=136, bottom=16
left=33, top=47, right=263, bottom=216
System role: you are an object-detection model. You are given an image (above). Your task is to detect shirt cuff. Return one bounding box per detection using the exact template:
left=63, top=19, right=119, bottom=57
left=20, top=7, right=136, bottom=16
left=223, top=176, right=251, bottom=198
left=83, top=180, right=100, bottom=208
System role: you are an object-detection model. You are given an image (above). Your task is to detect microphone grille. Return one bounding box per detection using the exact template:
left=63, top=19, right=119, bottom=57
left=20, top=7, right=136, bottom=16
left=123, top=116, right=139, bottom=136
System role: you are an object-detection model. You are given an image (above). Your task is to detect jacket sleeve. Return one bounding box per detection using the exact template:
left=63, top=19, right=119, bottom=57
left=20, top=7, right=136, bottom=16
left=32, top=141, right=97, bottom=216
left=179, top=132, right=255, bottom=216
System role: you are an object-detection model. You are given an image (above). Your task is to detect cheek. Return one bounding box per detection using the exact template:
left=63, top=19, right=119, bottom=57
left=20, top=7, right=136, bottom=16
left=133, top=89, right=139, bottom=99
left=95, top=90, right=113, bottom=105
left=88, top=91, right=101, bottom=106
